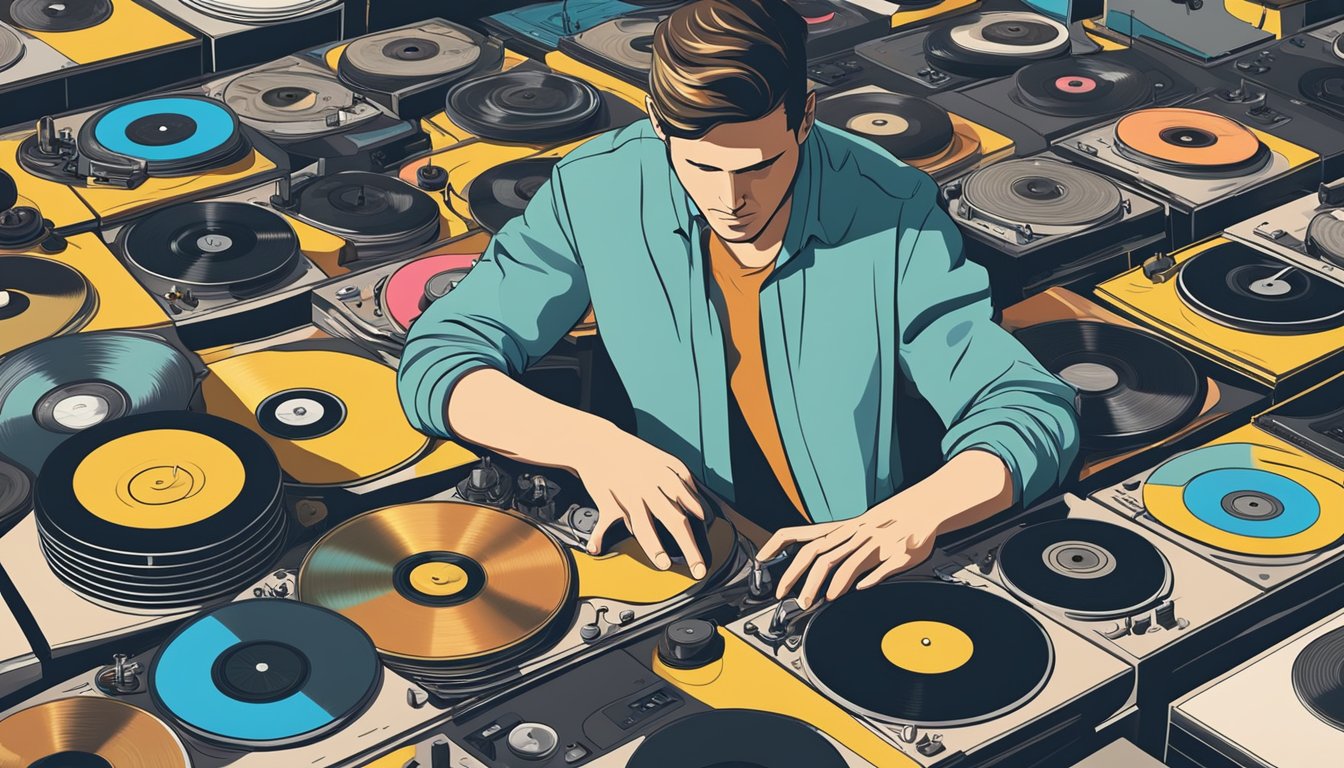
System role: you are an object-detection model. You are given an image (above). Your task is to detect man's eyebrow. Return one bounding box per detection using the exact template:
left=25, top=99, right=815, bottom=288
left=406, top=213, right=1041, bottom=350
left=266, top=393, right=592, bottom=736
left=685, top=151, right=786, bottom=174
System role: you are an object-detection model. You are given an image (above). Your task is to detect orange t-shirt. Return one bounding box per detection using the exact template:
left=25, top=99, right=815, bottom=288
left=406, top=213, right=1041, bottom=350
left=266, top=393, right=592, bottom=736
left=707, top=233, right=809, bottom=520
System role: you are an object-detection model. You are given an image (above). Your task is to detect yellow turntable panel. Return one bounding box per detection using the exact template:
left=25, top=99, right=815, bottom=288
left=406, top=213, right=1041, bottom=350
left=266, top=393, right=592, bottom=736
left=201, top=349, right=432, bottom=486
left=653, top=630, right=920, bottom=768
left=1226, top=0, right=1282, bottom=37
left=574, top=516, right=737, bottom=604
left=26, top=0, right=196, bottom=65
left=72, top=428, right=246, bottom=529
left=54, top=232, right=170, bottom=333
left=72, top=152, right=282, bottom=223
left=1, top=139, right=98, bottom=230
left=1095, top=237, right=1344, bottom=386
left=890, top=0, right=978, bottom=28
left=545, top=51, right=647, bottom=108
left=1081, top=19, right=1129, bottom=50
left=420, top=48, right=535, bottom=148
left=359, top=747, right=417, bottom=768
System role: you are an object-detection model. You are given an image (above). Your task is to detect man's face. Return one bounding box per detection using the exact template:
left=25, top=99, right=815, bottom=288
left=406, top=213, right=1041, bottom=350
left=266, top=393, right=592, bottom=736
left=653, top=96, right=815, bottom=244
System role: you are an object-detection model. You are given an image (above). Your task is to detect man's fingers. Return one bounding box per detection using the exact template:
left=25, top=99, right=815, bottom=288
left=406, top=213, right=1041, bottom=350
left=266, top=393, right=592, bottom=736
left=797, top=537, right=866, bottom=609
left=628, top=506, right=671, bottom=570
left=758, top=524, right=827, bottom=562
left=586, top=492, right=623, bottom=554
left=825, top=541, right=881, bottom=603
left=672, top=471, right=708, bottom=520
left=775, top=530, right=851, bottom=599
left=662, top=484, right=707, bottom=523
left=650, top=501, right=707, bottom=579
left=855, top=552, right=913, bottom=591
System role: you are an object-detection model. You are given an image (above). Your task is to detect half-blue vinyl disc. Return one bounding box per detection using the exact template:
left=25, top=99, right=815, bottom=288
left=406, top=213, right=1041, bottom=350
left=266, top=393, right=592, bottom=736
left=91, top=96, right=239, bottom=163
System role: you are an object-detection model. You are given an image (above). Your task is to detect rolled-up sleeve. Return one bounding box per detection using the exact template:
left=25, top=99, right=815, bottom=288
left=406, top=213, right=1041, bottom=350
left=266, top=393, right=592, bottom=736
left=894, top=177, right=1080, bottom=506
left=396, top=166, right=591, bottom=440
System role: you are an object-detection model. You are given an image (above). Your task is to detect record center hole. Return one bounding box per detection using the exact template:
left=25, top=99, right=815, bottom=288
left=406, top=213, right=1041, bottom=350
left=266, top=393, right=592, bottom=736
left=255, top=662, right=269, bottom=672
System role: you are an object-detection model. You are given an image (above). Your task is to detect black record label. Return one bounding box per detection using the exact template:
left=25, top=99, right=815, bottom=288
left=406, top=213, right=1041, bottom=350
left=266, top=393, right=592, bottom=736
left=803, top=579, right=1052, bottom=726
left=1176, top=242, right=1344, bottom=334
left=8, top=0, right=112, bottom=32
left=816, top=90, right=954, bottom=161
left=997, top=518, right=1171, bottom=618
left=629, top=710, right=847, bottom=768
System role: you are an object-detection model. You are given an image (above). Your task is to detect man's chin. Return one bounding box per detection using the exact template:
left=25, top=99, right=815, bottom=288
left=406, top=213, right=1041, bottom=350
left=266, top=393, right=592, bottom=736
left=711, top=218, right=761, bottom=242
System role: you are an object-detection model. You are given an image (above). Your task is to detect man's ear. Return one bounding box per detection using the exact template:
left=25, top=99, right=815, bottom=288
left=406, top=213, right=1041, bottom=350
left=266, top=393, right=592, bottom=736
left=796, top=90, right=817, bottom=144
left=646, top=96, right=669, bottom=142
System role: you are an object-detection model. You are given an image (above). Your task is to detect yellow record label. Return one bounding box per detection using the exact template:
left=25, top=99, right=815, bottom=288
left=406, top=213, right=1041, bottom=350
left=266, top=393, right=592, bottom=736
left=72, top=429, right=244, bottom=529
left=409, top=562, right=471, bottom=597
left=880, top=621, right=974, bottom=675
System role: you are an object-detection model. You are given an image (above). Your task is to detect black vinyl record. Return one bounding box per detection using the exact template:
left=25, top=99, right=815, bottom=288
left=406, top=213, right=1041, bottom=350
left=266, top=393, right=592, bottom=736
left=816, top=90, right=953, bottom=161
left=0, top=454, right=32, bottom=530
left=465, top=157, right=559, bottom=234
left=628, top=710, right=847, bottom=768
left=1176, top=241, right=1344, bottom=334
left=1013, top=321, right=1205, bottom=451
left=803, top=579, right=1052, bottom=726
left=123, top=201, right=301, bottom=294
left=286, top=171, right=439, bottom=258
left=924, top=12, right=1071, bottom=78
left=1299, top=67, right=1344, bottom=112
left=444, top=70, right=604, bottom=144
left=1293, top=626, right=1344, bottom=731
left=997, top=518, right=1171, bottom=618
left=8, top=0, right=111, bottom=31
left=1013, top=56, right=1152, bottom=117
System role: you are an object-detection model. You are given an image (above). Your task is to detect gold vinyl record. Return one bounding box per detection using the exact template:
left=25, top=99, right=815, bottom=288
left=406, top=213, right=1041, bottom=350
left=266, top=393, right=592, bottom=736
left=0, top=698, right=189, bottom=768
left=0, top=255, right=96, bottom=356
left=297, top=501, right=575, bottom=664
left=202, top=348, right=432, bottom=486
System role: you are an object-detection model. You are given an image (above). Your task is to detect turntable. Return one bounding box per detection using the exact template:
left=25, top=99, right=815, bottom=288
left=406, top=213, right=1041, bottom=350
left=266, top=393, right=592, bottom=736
left=555, top=9, right=665, bottom=90
left=1094, top=236, right=1344, bottom=389
left=958, top=47, right=1199, bottom=143
left=1221, top=19, right=1344, bottom=143
left=817, top=85, right=1014, bottom=182
left=196, top=327, right=479, bottom=530
left=137, top=0, right=343, bottom=72
left=1255, top=371, right=1344, bottom=481
left=201, top=55, right=428, bottom=173
left=1000, top=288, right=1267, bottom=490
left=1170, top=606, right=1344, bottom=767
left=328, top=18, right=506, bottom=121
left=1225, top=178, right=1344, bottom=289
left=853, top=9, right=1094, bottom=94
left=482, top=0, right=682, bottom=61
left=0, top=20, right=77, bottom=127
left=1054, top=103, right=1322, bottom=247
left=1191, top=83, right=1344, bottom=182
left=10, top=94, right=289, bottom=229
left=1098, top=0, right=1273, bottom=66
left=1, top=230, right=172, bottom=357
left=784, top=0, right=893, bottom=59
left=272, top=169, right=442, bottom=264
left=940, top=155, right=1166, bottom=306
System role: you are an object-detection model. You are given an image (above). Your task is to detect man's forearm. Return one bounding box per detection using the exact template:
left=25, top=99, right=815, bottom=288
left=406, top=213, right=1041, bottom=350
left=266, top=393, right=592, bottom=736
left=876, top=448, right=1015, bottom=537
left=446, top=367, right=620, bottom=475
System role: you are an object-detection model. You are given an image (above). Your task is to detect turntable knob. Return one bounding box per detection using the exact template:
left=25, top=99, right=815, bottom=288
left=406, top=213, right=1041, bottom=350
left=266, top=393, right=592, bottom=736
left=657, top=619, right=724, bottom=669
left=507, top=723, right=559, bottom=760
left=456, top=457, right=513, bottom=506
left=416, top=164, right=448, bottom=192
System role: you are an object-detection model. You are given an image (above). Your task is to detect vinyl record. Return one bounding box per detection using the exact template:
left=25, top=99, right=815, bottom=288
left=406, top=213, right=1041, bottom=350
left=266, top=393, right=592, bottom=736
left=1143, top=441, right=1344, bottom=557
left=997, top=518, right=1171, bottom=619
left=802, top=579, right=1052, bottom=726
left=1307, top=212, right=1344, bottom=268
left=568, top=14, right=658, bottom=80
left=1299, top=67, right=1344, bottom=112
left=34, top=411, right=285, bottom=609
left=0, top=454, right=32, bottom=529
left=1013, top=56, right=1151, bottom=117
left=200, top=345, right=432, bottom=486
left=924, top=12, right=1071, bottom=78
left=958, top=157, right=1125, bottom=233
left=221, top=70, right=367, bottom=138
left=0, top=22, right=24, bottom=71
left=1293, top=626, right=1344, bottom=730
left=465, top=157, right=559, bottom=234
left=179, top=0, right=335, bottom=24
left=80, top=96, right=250, bottom=176
left=1113, top=108, right=1268, bottom=178
left=0, top=698, right=188, bottom=768
left=284, top=171, right=439, bottom=259
left=381, top=252, right=479, bottom=333
left=9, top=0, right=111, bottom=32
left=122, top=201, right=302, bottom=295
left=0, top=255, right=95, bottom=356
left=298, top=502, right=576, bottom=679
left=0, top=331, right=200, bottom=476
left=151, top=600, right=382, bottom=748
left=339, top=21, right=489, bottom=91
left=629, top=711, right=847, bottom=768
left=1013, top=321, right=1204, bottom=451
left=444, top=69, right=604, bottom=144
left=791, top=0, right=840, bottom=26
left=1175, top=241, right=1344, bottom=334
left=816, top=90, right=954, bottom=162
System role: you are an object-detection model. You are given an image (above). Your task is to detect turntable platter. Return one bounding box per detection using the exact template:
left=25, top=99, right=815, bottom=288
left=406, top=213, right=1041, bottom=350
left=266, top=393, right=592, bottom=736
left=0, top=23, right=24, bottom=72
left=570, top=14, right=659, bottom=78
left=382, top=252, right=479, bottom=333
left=465, top=157, right=560, bottom=234
left=222, top=70, right=365, bottom=137
left=9, top=0, right=111, bottom=32
left=1013, top=55, right=1151, bottom=117
left=444, top=69, right=604, bottom=144
left=1299, top=67, right=1344, bottom=112
left=1307, top=212, right=1344, bottom=268
left=0, top=255, right=95, bottom=356
left=79, top=96, right=251, bottom=177
left=960, top=158, right=1124, bottom=231
left=1293, top=626, right=1344, bottom=730
left=285, top=171, right=439, bottom=259
left=802, top=580, right=1052, bottom=726
left=1175, top=241, right=1344, bottom=334
left=924, top=12, right=1071, bottom=77
left=0, top=698, right=188, bottom=767
left=629, top=710, right=848, bottom=768
left=1114, top=108, right=1268, bottom=177
left=339, top=21, right=485, bottom=89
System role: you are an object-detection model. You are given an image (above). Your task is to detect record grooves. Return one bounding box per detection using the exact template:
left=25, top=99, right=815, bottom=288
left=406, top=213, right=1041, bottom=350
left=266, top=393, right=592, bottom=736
left=338, top=21, right=496, bottom=92
left=816, top=91, right=954, bottom=162
left=1113, top=108, right=1269, bottom=178
left=283, top=171, right=439, bottom=259
left=444, top=69, right=605, bottom=144
left=1307, top=213, right=1344, bottom=268
left=80, top=96, right=251, bottom=177
left=0, top=255, right=95, bottom=355
left=960, top=158, right=1125, bottom=233
left=1013, top=56, right=1152, bottom=117
left=466, top=157, right=559, bottom=234
left=1013, top=321, right=1205, bottom=450
left=8, top=0, right=111, bottom=32
left=1293, top=626, right=1344, bottom=730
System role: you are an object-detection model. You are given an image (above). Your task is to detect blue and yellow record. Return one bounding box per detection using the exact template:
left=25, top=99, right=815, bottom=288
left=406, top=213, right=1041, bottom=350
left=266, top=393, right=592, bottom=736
left=1143, top=442, right=1344, bottom=557
left=88, top=97, right=238, bottom=163
left=150, top=600, right=382, bottom=748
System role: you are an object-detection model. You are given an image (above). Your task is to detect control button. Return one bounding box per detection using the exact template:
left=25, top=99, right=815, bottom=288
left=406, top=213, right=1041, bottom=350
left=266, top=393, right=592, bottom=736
left=1122, top=479, right=1142, bottom=492
left=618, top=609, right=636, bottom=625
left=563, top=744, right=590, bottom=763
left=1155, top=600, right=1178, bottom=629
left=579, top=622, right=602, bottom=642
left=657, top=619, right=724, bottom=669
left=1132, top=614, right=1153, bottom=634
left=507, top=723, right=559, bottom=760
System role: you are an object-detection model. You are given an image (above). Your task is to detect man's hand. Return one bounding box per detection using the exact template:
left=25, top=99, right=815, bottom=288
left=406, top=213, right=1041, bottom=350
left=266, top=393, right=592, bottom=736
left=756, top=509, right=940, bottom=609
left=576, top=425, right=709, bottom=579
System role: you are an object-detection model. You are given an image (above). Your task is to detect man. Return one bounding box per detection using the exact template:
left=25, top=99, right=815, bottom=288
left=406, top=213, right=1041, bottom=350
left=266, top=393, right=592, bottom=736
left=397, top=0, right=1079, bottom=609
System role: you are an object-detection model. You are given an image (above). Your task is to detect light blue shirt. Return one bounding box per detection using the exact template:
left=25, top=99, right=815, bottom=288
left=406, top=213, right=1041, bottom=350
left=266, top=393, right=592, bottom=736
left=397, top=119, right=1080, bottom=522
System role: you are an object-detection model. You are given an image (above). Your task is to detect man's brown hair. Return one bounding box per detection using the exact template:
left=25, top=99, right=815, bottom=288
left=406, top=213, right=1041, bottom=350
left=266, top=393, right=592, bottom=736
left=648, top=0, right=808, bottom=139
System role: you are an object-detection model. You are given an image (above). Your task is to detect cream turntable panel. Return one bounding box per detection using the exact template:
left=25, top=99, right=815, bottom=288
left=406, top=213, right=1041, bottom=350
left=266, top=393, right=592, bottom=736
left=1167, top=605, right=1344, bottom=768
left=1053, top=101, right=1322, bottom=248
left=1094, top=235, right=1344, bottom=389
left=138, top=0, right=344, bottom=72
left=1225, top=178, right=1344, bottom=289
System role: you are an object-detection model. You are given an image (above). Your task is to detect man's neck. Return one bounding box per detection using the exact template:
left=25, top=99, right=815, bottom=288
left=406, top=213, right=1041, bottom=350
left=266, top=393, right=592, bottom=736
left=716, top=195, right=794, bottom=270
